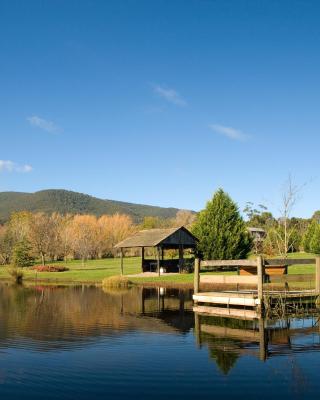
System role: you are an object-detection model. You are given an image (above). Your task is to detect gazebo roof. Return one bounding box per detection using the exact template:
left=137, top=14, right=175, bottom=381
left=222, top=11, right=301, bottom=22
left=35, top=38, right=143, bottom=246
left=114, top=226, right=197, bottom=248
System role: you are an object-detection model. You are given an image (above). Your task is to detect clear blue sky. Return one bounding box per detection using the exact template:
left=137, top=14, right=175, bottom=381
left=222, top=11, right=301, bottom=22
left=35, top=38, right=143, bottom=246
left=1, top=0, right=320, bottom=217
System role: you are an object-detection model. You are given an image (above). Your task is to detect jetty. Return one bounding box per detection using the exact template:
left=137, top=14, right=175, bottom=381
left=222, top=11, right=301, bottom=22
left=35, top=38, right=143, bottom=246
left=193, top=257, right=320, bottom=315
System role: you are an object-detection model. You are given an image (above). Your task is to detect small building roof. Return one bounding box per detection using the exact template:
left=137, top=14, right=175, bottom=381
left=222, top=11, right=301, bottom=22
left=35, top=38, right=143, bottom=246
left=247, top=227, right=266, bottom=233
left=114, top=226, right=197, bottom=249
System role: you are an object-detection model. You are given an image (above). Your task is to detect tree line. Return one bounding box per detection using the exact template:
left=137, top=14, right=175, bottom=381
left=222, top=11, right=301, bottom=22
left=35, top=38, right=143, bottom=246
left=1, top=184, right=319, bottom=268
left=0, top=210, right=195, bottom=267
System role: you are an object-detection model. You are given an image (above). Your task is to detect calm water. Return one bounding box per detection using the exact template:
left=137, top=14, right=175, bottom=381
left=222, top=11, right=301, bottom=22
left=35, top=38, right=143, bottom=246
left=0, top=284, right=320, bottom=399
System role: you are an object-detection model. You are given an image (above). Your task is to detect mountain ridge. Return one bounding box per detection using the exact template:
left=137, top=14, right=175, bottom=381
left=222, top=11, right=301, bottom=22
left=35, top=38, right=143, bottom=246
left=0, top=189, right=190, bottom=223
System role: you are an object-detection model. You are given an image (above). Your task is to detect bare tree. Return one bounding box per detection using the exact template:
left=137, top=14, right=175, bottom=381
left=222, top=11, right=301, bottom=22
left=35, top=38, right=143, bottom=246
left=274, top=175, right=304, bottom=257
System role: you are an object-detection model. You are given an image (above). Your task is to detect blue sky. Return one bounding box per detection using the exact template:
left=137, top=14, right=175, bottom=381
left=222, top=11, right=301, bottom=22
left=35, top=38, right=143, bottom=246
left=1, top=0, right=320, bottom=217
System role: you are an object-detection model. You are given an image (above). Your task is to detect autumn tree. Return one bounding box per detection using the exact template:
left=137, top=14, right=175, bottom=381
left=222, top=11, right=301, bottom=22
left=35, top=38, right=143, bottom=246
left=0, top=225, right=13, bottom=265
left=173, top=210, right=196, bottom=228
left=99, top=213, right=134, bottom=256
left=56, top=214, right=74, bottom=261
left=68, top=215, right=101, bottom=265
left=7, top=211, right=32, bottom=243
left=28, top=213, right=56, bottom=265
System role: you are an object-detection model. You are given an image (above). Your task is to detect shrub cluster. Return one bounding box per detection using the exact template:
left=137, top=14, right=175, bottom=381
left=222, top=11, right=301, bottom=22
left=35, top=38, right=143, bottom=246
left=7, top=267, right=24, bottom=284
left=102, top=275, right=132, bottom=288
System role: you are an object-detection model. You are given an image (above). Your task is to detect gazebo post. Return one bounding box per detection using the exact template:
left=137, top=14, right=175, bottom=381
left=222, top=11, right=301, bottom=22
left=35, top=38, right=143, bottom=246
left=179, top=245, right=184, bottom=273
left=156, top=246, right=161, bottom=276
left=141, top=247, right=145, bottom=272
left=120, top=248, right=124, bottom=276
left=161, top=247, right=165, bottom=273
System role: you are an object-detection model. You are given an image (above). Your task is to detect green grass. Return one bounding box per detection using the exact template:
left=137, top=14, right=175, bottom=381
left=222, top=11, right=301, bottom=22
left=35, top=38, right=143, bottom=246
left=0, top=252, right=317, bottom=285
left=282, top=252, right=316, bottom=274
left=0, top=257, right=141, bottom=283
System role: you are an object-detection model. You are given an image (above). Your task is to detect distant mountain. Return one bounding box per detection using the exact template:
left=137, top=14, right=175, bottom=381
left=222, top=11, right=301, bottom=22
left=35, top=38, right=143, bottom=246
left=0, top=189, right=186, bottom=223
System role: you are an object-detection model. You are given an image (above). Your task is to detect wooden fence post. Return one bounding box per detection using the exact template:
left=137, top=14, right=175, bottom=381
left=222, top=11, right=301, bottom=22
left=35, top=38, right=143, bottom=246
left=316, top=257, right=320, bottom=294
left=194, top=258, right=200, bottom=295
left=257, top=256, right=264, bottom=309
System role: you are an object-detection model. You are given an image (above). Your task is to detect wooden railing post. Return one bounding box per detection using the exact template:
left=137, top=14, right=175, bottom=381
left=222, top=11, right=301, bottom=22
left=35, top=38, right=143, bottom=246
left=194, top=258, right=200, bottom=294
left=316, top=257, right=320, bottom=294
left=257, top=256, right=264, bottom=308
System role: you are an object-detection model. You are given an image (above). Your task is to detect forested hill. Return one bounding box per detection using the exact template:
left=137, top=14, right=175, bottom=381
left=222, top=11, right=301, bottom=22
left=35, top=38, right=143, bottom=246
left=0, top=190, right=184, bottom=223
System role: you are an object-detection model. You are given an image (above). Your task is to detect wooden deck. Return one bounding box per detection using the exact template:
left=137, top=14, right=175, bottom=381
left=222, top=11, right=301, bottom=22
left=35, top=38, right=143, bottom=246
left=193, top=291, right=260, bottom=307
left=193, top=257, right=320, bottom=314
left=193, top=289, right=319, bottom=309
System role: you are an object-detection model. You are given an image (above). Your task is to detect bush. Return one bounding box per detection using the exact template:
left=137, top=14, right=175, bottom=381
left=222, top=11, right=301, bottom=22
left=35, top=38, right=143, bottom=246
left=102, top=275, right=132, bottom=288
left=7, top=267, right=24, bottom=284
left=32, top=265, right=69, bottom=272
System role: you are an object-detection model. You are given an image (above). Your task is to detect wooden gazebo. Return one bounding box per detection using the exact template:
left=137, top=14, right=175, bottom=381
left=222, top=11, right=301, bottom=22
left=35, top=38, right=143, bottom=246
left=114, top=226, right=197, bottom=275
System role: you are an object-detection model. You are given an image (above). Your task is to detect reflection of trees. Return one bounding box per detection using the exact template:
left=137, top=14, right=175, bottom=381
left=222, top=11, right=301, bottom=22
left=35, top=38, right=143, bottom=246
left=201, top=333, right=240, bottom=375
left=195, top=311, right=320, bottom=376
left=0, top=285, right=193, bottom=350
left=209, top=346, right=239, bottom=375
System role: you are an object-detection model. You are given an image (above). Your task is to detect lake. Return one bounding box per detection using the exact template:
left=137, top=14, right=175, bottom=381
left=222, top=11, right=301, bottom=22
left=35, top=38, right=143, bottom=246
left=0, top=284, right=320, bottom=399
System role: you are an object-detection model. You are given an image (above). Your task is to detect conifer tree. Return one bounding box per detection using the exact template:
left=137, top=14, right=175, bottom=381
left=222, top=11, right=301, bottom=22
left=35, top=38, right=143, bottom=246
left=303, top=220, right=318, bottom=253
left=310, top=225, right=320, bottom=254
left=12, top=240, right=35, bottom=268
left=192, top=189, right=252, bottom=259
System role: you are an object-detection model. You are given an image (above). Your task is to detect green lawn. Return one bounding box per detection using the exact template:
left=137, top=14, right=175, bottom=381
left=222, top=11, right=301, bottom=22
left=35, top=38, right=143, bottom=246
left=0, top=252, right=317, bottom=285
left=0, top=257, right=141, bottom=283
left=278, top=252, right=316, bottom=274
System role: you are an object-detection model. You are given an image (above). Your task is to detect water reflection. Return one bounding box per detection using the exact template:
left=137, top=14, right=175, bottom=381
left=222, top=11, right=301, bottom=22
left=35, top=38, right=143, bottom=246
left=0, top=284, right=320, bottom=399
left=194, top=310, right=320, bottom=374
left=0, top=285, right=194, bottom=350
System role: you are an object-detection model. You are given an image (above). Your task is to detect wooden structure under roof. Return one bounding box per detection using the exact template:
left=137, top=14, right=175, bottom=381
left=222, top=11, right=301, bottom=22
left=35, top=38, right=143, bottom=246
left=114, top=226, right=198, bottom=275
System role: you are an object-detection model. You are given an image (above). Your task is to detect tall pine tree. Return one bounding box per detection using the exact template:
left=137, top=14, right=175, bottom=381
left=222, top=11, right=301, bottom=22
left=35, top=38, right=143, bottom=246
left=192, top=189, right=252, bottom=260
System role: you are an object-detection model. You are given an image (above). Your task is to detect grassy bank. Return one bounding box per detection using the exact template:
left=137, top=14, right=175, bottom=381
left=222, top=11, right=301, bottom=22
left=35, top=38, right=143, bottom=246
left=0, top=252, right=317, bottom=286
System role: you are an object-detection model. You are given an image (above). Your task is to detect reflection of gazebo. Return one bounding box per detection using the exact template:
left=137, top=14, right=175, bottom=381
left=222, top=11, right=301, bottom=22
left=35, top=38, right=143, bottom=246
left=114, top=226, right=197, bottom=275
